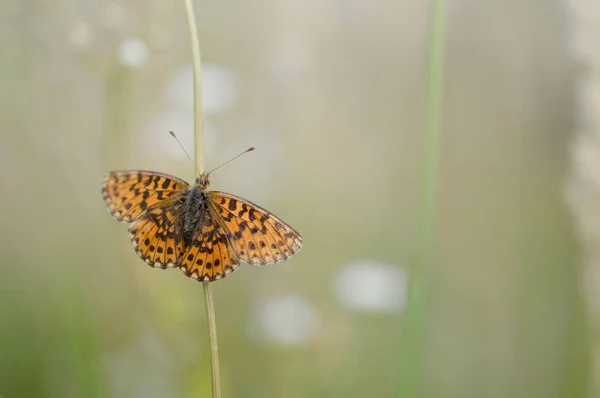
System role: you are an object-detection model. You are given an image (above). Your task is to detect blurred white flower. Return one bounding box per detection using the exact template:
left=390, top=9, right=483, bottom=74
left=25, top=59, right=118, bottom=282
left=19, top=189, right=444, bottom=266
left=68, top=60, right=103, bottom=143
left=334, top=259, right=407, bottom=313
left=165, top=64, right=238, bottom=113
left=68, top=22, right=92, bottom=50
left=254, top=295, right=319, bottom=346
left=118, top=38, right=150, bottom=68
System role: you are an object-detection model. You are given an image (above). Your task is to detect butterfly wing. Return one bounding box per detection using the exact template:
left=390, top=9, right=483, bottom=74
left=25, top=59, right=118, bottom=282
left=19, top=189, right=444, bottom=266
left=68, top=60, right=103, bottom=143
left=208, top=191, right=303, bottom=265
left=102, top=171, right=189, bottom=222
left=178, top=208, right=240, bottom=281
left=127, top=201, right=186, bottom=269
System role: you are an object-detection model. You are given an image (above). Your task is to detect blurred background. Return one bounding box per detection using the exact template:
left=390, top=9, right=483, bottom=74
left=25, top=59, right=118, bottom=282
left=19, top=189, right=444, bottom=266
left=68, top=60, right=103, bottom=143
left=0, top=1, right=595, bottom=397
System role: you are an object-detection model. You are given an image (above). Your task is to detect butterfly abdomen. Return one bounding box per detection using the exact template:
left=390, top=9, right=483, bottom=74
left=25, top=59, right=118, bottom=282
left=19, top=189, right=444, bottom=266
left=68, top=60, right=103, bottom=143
left=181, top=185, right=209, bottom=248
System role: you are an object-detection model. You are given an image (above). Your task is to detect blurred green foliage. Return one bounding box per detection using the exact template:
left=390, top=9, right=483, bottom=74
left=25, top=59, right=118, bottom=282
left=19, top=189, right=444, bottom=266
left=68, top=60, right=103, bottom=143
left=0, top=1, right=589, bottom=398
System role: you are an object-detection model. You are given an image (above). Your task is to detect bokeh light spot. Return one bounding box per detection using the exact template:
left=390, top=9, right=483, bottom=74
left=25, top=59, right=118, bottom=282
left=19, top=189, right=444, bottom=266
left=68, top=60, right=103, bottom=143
left=334, top=259, right=407, bottom=313
left=118, top=38, right=150, bottom=68
left=254, top=295, right=319, bottom=346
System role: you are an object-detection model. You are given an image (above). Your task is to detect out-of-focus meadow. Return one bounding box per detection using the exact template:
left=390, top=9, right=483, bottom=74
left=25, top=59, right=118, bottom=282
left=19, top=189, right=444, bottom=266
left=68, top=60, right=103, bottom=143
left=0, top=1, right=590, bottom=397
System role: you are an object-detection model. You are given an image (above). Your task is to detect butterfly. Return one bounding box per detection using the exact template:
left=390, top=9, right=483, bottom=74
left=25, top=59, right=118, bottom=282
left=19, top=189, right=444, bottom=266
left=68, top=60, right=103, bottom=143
left=101, top=165, right=302, bottom=282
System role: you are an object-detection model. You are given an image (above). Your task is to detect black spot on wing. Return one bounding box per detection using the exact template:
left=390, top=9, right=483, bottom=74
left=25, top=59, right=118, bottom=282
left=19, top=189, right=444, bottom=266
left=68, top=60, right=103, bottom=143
left=228, top=199, right=238, bottom=211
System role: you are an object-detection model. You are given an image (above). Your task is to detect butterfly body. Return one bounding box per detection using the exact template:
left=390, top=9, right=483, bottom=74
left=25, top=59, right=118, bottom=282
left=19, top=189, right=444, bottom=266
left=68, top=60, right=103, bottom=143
left=102, top=171, right=302, bottom=282
left=180, top=181, right=210, bottom=248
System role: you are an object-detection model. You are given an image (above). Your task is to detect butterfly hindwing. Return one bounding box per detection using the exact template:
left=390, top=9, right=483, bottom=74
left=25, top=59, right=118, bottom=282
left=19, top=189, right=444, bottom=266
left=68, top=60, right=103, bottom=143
left=127, top=202, right=186, bottom=269
left=102, top=171, right=189, bottom=222
left=208, top=191, right=303, bottom=265
left=179, top=209, right=240, bottom=281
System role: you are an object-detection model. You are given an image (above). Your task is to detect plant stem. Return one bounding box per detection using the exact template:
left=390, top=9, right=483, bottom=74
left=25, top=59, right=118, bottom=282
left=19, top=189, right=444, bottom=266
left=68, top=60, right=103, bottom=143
left=203, top=282, right=220, bottom=398
left=183, top=1, right=220, bottom=398
left=398, top=0, right=446, bottom=396
left=184, top=0, right=204, bottom=174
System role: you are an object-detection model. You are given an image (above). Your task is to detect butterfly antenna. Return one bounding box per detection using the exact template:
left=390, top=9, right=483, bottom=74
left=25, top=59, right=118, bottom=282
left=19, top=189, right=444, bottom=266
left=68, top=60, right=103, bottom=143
left=169, top=131, right=196, bottom=168
left=207, top=147, right=255, bottom=177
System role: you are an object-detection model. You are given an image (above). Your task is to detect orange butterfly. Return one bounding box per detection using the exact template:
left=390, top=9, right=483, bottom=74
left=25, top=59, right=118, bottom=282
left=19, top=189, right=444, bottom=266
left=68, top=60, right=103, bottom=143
left=101, top=158, right=302, bottom=282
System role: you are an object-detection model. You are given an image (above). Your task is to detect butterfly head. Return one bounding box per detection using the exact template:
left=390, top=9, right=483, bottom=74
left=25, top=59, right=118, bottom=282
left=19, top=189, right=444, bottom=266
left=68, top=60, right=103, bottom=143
left=196, top=172, right=211, bottom=190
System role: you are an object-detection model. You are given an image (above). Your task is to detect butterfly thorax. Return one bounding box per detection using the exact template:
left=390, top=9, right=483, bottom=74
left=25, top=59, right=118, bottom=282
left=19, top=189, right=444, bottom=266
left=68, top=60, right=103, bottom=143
left=180, top=183, right=209, bottom=248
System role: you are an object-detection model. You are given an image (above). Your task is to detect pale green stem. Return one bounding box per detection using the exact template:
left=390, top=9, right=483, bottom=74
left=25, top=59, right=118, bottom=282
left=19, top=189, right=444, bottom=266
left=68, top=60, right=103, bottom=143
left=398, top=0, right=446, bottom=396
left=183, top=1, right=220, bottom=398
left=203, top=282, right=220, bottom=398
left=184, top=0, right=204, bottom=174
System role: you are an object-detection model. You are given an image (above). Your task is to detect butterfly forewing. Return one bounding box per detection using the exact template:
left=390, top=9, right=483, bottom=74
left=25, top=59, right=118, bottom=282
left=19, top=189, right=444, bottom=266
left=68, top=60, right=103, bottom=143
left=179, top=209, right=240, bottom=281
left=102, top=171, right=189, bottom=222
left=208, top=191, right=303, bottom=265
